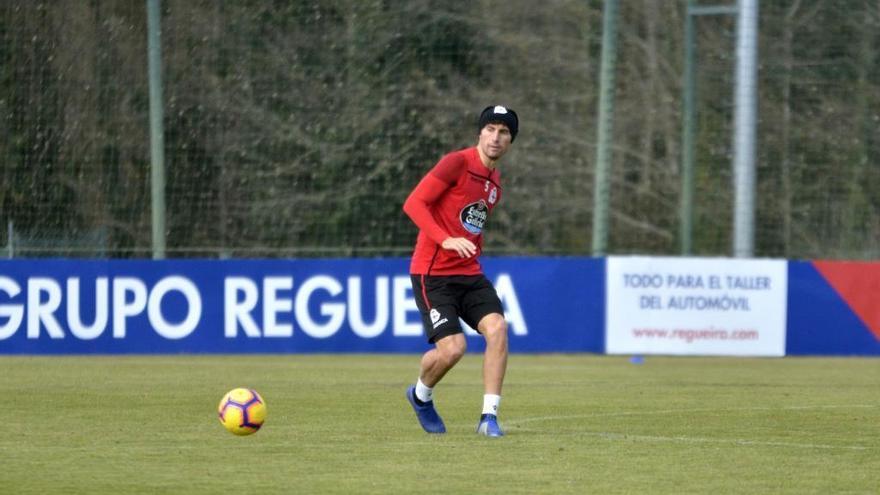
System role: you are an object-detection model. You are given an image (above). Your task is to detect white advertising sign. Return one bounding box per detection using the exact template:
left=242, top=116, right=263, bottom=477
left=606, top=256, right=788, bottom=356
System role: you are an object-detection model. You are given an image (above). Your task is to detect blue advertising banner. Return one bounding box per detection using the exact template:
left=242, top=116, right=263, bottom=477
left=3, top=257, right=876, bottom=356
left=786, top=261, right=880, bottom=356
left=0, top=258, right=606, bottom=354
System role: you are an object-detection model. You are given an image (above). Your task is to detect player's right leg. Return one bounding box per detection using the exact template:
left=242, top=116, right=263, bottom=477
left=406, top=334, right=466, bottom=434
left=406, top=384, right=446, bottom=433
left=419, top=333, right=467, bottom=387
left=407, top=275, right=466, bottom=434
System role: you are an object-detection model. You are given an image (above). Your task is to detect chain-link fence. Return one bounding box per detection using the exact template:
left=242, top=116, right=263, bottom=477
left=2, top=1, right=878, bottom=259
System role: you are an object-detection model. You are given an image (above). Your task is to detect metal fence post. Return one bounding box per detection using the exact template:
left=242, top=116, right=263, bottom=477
left=591, top=0, right=619, bottom=256
left=732, top=0, right=759, bottom=258
left=147, top=0, right=167, bottom=259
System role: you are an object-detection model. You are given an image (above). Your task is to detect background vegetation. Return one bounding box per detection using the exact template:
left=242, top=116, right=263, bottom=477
left=1, top=1, right=878, bottom=258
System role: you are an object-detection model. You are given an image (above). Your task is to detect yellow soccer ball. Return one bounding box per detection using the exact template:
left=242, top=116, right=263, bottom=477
left=218, top=388, right=266, bottom=436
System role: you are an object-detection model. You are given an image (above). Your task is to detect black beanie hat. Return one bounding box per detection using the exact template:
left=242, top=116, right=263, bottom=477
left=479, top=105, right=519, bottom=142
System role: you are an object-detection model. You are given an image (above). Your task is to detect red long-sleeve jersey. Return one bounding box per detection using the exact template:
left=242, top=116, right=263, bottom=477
left=403, top=147, right=502, bottom=275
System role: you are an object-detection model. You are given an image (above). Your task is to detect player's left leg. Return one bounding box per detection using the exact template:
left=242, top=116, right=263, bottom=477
left=478, top=312, right=508, bottom=396
left=476, top=312, right=507, bottom=437
left=460, top=275, right=508, bottom=437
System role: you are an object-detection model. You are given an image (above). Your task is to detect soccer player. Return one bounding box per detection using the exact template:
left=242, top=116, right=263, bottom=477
left=403, top=105, right=518, bottom=437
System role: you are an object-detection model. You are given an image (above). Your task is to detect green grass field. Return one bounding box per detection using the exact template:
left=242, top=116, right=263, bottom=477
left=1, top=354, right=878, bottom=494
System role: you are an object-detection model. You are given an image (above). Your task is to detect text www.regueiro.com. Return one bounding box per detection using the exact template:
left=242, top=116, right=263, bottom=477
left=631, top=327, right=759, bottom=343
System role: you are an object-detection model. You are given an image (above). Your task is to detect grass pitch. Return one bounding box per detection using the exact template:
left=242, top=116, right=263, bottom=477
left=1, top=354, right=878, bottom=494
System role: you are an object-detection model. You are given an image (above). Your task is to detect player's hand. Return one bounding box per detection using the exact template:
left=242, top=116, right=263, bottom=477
left=441, top=237, right=477, bottom=258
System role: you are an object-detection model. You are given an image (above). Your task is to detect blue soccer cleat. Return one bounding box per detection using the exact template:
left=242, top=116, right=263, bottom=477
left=476, top=413, right=504, bottom=437
left=406, top=385, right=446, bottom=434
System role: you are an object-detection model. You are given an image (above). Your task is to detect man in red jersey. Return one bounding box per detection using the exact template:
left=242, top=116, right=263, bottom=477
left=403, top=105, right=518, bottom=437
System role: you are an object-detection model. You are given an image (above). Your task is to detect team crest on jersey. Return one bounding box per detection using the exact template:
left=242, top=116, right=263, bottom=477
left=488, top=186, right=498, bottom=205
left=460, top=200, right=488, bottom=234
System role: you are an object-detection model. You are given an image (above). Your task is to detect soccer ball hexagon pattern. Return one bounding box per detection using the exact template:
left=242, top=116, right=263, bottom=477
left=218, top=388, right=266, bottom=436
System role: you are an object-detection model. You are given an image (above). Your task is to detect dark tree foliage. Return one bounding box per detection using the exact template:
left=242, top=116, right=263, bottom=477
left=1, top=1, right=878, bottom=259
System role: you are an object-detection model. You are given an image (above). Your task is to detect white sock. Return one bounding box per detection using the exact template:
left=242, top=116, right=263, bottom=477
left=482, top=394, right=501, bottom=416
left=415, top=378, right=434, bottom=403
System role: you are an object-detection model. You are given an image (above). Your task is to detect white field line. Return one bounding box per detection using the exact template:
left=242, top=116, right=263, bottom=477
left=506, top=404, right=878, bottom=451
left=509, top=403, right=878, bottom=424
left=584, top=431, right=869, bottom=451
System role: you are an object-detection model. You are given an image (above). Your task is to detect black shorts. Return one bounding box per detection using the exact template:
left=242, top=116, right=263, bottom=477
left=411, top=274, right=504, bottom=344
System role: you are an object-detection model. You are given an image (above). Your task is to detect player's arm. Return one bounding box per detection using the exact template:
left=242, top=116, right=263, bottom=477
left=439, top=236, right=477, bottom=258
left=403, top=156, right=477, bottom=258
